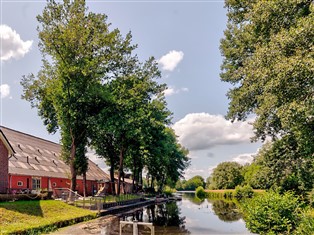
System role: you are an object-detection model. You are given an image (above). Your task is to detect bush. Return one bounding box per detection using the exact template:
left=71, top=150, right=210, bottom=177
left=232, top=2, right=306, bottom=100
left=163, top=186, right=176, bottom=197
left=308, top=188, right=314, bottom=208
left=195, top=186, right=207, bottom=198
left=293, top=209, right=314, bottom=235
left=234, top=185, right=254, bottom=199
left=242, top=191, right=302, bottom=234
left=223, top=191, right=233, bottom=199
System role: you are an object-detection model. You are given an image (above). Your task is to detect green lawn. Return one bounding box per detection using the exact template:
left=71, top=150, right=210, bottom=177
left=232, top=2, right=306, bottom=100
left=0, top=200, right=97, bottom=234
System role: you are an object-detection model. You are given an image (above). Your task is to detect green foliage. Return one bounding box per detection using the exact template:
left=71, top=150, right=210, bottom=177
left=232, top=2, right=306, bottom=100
left=241, top=162, right=270, bottom=189
left=21, top=0, right=130, bottom=191
left=293, top=209, right=314, bottom=235
left=22, top=0, right=189, bottom=196
left=242, top=191, right=302, bottom=234
left=176, top=175, right=205, bottom=191
left=308, top=189, right=314, bottom=208
left=221, top=0, right=314, bottom=193
left=195, top=186, right=207, bottom=198
left=211, top=162, right=244, bottom=189
left=234, top=185, right=254, bottom=200
left=163, top=186, right=176, bottom=197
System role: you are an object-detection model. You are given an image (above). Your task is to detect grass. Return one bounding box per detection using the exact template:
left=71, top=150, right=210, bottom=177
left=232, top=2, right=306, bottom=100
left=0, top=200, right=97, bottom=234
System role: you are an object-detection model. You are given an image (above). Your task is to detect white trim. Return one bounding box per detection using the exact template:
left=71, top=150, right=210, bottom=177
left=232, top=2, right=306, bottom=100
left=0, top=130, right=14, bottom=155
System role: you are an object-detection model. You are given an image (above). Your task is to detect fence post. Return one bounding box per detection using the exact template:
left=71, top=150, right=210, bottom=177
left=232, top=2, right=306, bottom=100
left=133, top=220, right=138, bottom=235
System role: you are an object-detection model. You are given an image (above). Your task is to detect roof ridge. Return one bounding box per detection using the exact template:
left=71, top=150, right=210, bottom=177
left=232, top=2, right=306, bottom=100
left=0, top=126, right=60, bottom=146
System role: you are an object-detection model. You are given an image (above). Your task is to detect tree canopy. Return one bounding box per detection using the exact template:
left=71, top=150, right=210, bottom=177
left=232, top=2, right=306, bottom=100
left=21, top=0, right=189, bottom=195
left=211, top=162, right=243, bottom=189
left=220, top=0, right=314, bottom=192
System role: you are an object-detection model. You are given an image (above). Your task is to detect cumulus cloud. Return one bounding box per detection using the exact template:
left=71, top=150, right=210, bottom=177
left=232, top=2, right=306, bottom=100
left=231, top=153, right=255, bottom=165
left=0, top=24, right=33, bottom=61
left=184, top=167, right=206, bottom=180
left=164, top=86, right=189, bottom=96
left=0, top=84, right=10, bottom=99
left=158, top=50, right=184, bottom=71
left=173, top=113, right=254, bottom=151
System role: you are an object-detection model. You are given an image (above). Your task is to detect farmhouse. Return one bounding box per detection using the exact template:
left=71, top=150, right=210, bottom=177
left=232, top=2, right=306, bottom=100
left=0, top=126, right=111, bottom=196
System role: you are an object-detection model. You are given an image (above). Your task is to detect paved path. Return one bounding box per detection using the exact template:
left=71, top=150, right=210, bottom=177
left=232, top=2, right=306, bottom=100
left=48, top=215, right=119, bottom=235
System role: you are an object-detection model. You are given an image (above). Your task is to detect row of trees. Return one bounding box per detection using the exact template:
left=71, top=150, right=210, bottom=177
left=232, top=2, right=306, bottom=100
left=219, top=0, right=314, bottom=194
left=205, top=140, right=314, bottom=194
left=21, top=0, right=189, bottom=196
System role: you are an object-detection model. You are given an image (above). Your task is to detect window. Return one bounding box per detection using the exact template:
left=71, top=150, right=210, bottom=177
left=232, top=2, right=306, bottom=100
left=17, top=181, right=23, bottom=187
left=32, top=178, right=41, bottom=190
left=52, top=182, right=57, bottom=187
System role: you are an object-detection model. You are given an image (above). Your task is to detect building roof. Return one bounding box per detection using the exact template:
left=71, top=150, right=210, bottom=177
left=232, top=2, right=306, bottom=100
left=0, top=128, right=15, bottom=155
left=0, top=126, right=110, bottom=182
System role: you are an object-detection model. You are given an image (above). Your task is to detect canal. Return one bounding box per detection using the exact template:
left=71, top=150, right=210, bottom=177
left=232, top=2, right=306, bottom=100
left=51, top=192, right=254, bottom=234
left=101, top=192, right=253, bottom=235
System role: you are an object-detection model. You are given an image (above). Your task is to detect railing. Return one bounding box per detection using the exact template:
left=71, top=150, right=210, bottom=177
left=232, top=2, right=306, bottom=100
left=53, top=188, right=82, bottom=202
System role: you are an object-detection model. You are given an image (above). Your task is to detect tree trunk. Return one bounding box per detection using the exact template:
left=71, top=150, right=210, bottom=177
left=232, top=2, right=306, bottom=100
left=70, top=142, right=77, bottom=200
left=109, top=156, right=116, bottom=195
left=151, top=176, right=154, bottom=189
left=117, top=144, right=125, bottom=195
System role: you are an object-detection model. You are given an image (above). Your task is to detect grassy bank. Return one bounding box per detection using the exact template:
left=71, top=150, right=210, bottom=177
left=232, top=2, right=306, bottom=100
left=0, top=200, right=97, bottom=234
left=205, top=189, right=265, bottom=199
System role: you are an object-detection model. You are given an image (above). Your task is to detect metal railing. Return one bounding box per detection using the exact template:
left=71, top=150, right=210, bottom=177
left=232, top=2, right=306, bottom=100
left=53, top=188, right=82, bottom=202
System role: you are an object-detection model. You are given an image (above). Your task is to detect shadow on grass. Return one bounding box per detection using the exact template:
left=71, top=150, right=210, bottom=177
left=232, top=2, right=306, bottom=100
left=0, top=200, right=43, bottom=217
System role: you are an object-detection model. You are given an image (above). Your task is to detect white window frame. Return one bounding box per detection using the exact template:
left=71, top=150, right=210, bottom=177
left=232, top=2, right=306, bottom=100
left=17, top=181, right=23, bottom=187
left=32, top=177, right=41, bottom=190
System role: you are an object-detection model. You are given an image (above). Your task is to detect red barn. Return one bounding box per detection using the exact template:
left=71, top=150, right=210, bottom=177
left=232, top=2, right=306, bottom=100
left=0, top=126, right=110, bottom=196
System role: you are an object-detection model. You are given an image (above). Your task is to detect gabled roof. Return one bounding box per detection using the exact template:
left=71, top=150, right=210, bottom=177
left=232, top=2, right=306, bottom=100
left=0, top=126, right=109, bottom=181
left=0, top=128, right=15, bottom=155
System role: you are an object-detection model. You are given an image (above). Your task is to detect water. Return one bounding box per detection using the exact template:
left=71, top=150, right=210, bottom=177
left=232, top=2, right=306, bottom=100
left=100, top=192, right=254, bottom=235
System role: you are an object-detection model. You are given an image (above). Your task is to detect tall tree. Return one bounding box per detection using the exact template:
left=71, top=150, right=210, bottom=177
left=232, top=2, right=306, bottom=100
left=220, top=1, right=314, bottom=191
left=211, top=162, right=243, bottom=189
left=21, top=0, right=130, bottom=193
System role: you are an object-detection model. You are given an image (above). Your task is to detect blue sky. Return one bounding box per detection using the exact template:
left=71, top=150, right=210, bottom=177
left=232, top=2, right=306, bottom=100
left=0, top=0, right=261, bottom=179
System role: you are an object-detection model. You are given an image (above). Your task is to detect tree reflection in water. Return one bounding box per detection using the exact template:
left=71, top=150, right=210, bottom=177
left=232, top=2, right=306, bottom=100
left=101, top=194, right=249, bottom=234
left=210, top=200, right=242, bottom=222
left=182, top=192, right=205, bottom=205
left=116, top=202, right=190, bottom=234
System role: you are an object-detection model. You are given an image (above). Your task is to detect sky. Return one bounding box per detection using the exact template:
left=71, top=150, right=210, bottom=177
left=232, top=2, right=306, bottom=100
left=0, top=0, right=262, bottom=180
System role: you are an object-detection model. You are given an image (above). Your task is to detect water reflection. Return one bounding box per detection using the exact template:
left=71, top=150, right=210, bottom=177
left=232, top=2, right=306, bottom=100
left=211, top=200, right=242, bottom=222
left=100, top=193, right=253, bottom=234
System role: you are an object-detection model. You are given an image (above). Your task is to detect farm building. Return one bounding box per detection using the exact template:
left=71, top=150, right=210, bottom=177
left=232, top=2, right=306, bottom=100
left=0, top=126, right=113, bottom=196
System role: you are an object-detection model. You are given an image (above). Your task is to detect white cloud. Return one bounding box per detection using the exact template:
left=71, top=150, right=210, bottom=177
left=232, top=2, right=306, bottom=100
left=231, top=153, right=255, bottom=165
left=207, top=165, right=216, bottom=175
left=173, top=113, right=254, bottom=151
left=158, top=50, right=184, bottom=71
left=0, top=24, right=33, bottom=61
left=164, top=86, right=189, bottom=97
left=0, top=84, right=10, bottom=99
left=184, top=167, right=206, bottom=180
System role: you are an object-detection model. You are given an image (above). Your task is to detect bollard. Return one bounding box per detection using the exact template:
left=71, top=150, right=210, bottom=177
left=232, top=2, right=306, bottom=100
left=133, top=220, right=138, bottom=235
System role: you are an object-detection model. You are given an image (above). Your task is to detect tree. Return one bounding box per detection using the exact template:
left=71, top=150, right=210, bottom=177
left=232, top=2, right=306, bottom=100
left=21, top=0, right=129, bottom=193
left=145, top=127, right=189, bottom=192
left=180, top=175, right=205, bottom=191
left=220, top=1, right=314, bottom=191
left=211, top=162, right=243, bottom=189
